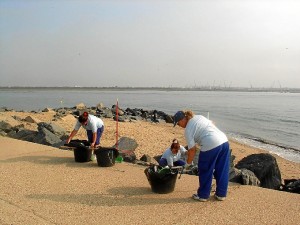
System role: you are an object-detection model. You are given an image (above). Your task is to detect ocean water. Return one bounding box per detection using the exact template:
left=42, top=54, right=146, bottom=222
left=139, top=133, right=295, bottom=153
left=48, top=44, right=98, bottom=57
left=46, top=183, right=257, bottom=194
left=1, top=87, right=300, bottom=163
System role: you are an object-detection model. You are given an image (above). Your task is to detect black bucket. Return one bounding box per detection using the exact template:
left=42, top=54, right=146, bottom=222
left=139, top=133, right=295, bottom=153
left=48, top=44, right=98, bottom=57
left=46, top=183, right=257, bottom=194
left=95, top=147, right=119, bottom=167
left=67, top=140, right=92, bottom=163
left=144, top=166, right=179, bottom=194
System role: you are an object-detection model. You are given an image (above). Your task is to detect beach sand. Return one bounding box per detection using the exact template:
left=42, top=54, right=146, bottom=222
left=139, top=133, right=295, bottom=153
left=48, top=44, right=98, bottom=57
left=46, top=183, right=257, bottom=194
left=0, top=110, right=299, bottom=224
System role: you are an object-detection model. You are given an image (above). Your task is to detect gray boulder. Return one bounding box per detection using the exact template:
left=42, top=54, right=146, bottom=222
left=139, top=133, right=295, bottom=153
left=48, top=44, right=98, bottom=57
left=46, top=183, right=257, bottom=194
left=113, top=137, right=138, bottom=163
left=0, top=121, right=12, bottom=133
left=9, top=129, right=37, bottom=142
left=229, top=168, right=260, bottom=186
left=33, top=126, right=62, bottom=146
left=113, top=137, right=138, bottom=151
left=37, top=122, right=67, bottom=139
left=119, top=150, right=136, bottom=163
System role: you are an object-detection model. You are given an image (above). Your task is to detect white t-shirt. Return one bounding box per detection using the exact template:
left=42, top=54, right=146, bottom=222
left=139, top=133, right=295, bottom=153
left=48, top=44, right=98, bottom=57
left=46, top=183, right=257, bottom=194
left=74, top=114, right=104, bottom=133
left=185, top=115, right=228, bottom=152
left=161, top=145, right=187, bottom=166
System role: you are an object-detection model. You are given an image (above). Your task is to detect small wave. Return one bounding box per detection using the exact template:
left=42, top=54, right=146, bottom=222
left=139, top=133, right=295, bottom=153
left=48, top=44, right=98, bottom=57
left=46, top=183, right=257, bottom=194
left=249, top=137, right=300, bottom=152
left=228, top=133, right=300, bottom=163
left=279, top=118, right=300, bottom=124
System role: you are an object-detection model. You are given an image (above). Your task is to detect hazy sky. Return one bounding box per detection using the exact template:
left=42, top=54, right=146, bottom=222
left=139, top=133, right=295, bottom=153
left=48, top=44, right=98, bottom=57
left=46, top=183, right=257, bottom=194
left=1, top=0, right=300, bottom=88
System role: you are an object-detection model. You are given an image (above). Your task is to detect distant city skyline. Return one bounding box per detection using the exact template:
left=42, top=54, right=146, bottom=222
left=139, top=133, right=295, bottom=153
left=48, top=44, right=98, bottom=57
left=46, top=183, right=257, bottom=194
left=1, top=1, right=300, bottom=88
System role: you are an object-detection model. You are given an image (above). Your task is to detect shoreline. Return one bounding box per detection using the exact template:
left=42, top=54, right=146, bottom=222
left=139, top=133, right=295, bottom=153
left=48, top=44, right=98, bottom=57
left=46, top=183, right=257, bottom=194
left=229, top=135, right=300, bottom=164
left=1, top=105, right=300, bottom=164
left=0, top=109, right=299, bottom=181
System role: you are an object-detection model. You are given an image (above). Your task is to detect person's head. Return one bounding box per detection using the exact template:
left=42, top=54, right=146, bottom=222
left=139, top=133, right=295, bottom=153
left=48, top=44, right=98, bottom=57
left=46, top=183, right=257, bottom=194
left=173, top=110, right=194, bottom=128
left=78, top=112, right=88, bottom=125
left=170, top=138, right=180, bottom=154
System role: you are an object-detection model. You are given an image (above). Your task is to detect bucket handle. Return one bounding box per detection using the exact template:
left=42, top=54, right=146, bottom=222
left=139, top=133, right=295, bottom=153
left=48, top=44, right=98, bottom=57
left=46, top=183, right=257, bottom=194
left=109, top=150, right=114, bottom=164
left=170, top=166, right=184, bottom=179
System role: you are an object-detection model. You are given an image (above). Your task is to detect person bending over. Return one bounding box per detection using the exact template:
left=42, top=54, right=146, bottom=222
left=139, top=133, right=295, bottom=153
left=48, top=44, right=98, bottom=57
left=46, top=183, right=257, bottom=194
left=66, top=112, right=104, bottom=149
left=173, top=110, right=230, bottom=202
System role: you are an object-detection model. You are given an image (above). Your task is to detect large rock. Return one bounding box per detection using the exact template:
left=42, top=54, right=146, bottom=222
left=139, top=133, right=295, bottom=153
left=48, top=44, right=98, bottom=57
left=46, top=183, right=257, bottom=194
left=33, top=126, right=62, bottom=146
left=140, top=154, right=157, bottom=164
left=9, top=129, right=37, bottom=142
left=76, top=103, right=86, bottom=110
left=37, top=122, right=67, bottom=139
left=30, top=123, right=66, bottom=146
left=113, top=137, right=138, bottom=151
left=281, top=179, right=300, bottom=194
left=97, top=108, right=113, bottom=118
left=229, top=168, right=260, bottom=186
left=119, top=149, right=137, bottom=163
left=96, top=103, right=105, bottom=110
left=0, top=121, right=13, bottom=133
left=164, top=114, right=173, bottom=124
left=42, top=108, right=54, bottom=112
left=113, top=137, right=138, bottom=163
left=111, top=105, right=125, bottom=116
left=24, top=115, right=41, bottom=123
left=235, top=153, right=282, bottom=190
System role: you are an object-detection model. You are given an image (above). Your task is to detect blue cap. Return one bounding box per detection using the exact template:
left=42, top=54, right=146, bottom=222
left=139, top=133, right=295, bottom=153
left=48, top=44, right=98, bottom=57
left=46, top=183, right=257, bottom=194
left=173, top=111, right=185, bottom=127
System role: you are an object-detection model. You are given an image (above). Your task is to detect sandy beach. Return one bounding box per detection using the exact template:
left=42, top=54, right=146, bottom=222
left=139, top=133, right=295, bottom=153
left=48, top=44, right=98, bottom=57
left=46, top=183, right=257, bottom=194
left=0, top=110, right=300, bottom=224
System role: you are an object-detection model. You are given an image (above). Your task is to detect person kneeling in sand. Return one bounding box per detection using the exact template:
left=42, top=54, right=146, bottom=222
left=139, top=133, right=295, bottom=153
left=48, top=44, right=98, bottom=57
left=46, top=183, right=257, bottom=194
left=159, top=139, right=187, bottom=167
left=66, top=112, right=104, bottom=160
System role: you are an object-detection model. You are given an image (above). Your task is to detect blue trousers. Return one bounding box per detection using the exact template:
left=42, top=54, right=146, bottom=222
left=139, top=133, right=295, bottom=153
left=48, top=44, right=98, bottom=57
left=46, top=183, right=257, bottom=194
left=86, top=126, right=104, bottom=145
left=159, top=158, right=186, bottom=167
left=197, top=142, right=230, bottom=199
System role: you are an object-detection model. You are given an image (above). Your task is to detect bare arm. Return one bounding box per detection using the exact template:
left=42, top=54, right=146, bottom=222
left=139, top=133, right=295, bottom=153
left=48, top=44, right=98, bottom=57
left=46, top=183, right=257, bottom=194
left=90, top=132, right=97, bottom=148
left=66, top=129, right=78, bottom=144
left=187, top=146, right=197, bottom=164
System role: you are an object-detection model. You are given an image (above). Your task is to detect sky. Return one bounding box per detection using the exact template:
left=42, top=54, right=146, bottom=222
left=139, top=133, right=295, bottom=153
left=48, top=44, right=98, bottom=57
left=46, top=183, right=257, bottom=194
left=0, top=0, right=300, bottom=88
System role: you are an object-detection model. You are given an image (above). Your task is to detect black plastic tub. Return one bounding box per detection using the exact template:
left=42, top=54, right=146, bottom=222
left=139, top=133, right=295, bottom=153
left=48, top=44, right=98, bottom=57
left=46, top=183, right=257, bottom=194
left=144, top=166, right=179, bottom=194
left=67, top=140, right=92, bottom=163
left=95, top=147, right=119, bottom=167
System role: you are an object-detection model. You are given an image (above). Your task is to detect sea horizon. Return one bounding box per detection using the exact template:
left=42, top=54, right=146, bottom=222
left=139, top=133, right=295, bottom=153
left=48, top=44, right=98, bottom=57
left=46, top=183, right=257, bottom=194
left=1, top=86, right=300, bottom=93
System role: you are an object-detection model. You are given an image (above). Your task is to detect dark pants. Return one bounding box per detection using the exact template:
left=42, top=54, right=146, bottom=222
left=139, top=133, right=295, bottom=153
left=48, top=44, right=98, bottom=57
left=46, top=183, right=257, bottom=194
left=197, top=142, right=230, bottom=199
left=86, top=126, right=104, bottom=145
left=159, top=158, right=186, bottom=167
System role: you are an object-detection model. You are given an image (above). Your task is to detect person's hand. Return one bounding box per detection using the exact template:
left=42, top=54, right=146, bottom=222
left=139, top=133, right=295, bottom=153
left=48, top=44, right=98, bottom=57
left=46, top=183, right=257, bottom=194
left=90, top=143, right=96, bottom=148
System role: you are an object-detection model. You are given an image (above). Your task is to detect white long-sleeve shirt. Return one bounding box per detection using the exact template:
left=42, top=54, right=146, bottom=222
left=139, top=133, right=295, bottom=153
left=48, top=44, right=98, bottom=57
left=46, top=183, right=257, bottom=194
left=161, top=145, right=187, bottom=166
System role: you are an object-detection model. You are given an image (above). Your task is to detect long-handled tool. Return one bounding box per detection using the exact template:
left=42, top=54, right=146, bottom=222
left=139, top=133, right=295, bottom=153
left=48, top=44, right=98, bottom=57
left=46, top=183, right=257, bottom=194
left=115, top=98, right=123, bottom=163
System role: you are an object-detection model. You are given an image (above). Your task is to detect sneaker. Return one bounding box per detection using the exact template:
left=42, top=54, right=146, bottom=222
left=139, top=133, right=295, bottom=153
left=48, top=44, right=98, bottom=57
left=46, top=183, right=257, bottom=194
left=215, top=194, right=226, bottom=201
left=192, top=194, right=207, bottom=202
